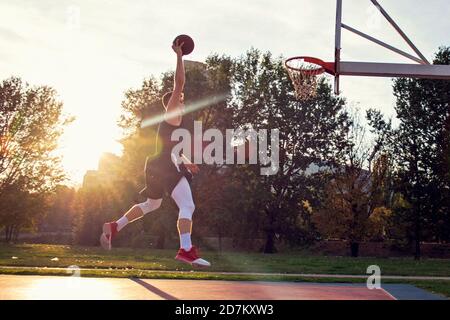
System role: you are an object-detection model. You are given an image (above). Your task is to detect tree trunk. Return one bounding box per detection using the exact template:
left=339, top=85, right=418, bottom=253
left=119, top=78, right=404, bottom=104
left=13, top=226, right=20, bottom=242
left=263, top=230, right=276, bottom=253
left=8, top=226, right=13, bottom=242
left=263, top=209, right=277, bottom=253
left=414, top=204, right=421, bottom=260
left=5, top=225, right=14, bottom=243
left=414, top=239, right=421, bottom=260
left=414, top=219, right=421, bottom=260
left=350, top=242, right=360, bottom=257
left=218, top=230, right=222, bottom=252
left=156, top=232, right=165, bottom=249
left=4, top=226, right=9, bottom=242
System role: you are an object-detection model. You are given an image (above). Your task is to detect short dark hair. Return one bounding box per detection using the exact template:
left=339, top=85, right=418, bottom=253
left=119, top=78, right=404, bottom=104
left=162, top=91, right=173, bottom=109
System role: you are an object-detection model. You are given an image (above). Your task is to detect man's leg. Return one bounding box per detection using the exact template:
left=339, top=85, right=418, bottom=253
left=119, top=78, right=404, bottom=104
left=118, top=198, right=163, bottom=231
left=171, top=177, right=210, bottom=267
left=171, top=177, right=195, bottom=250
left=100, top=198, right=162, bottom=250
left=177, top=219, right=192, bottom=250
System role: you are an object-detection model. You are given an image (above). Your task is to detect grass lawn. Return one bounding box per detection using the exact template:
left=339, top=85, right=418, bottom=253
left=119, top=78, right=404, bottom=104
left=0, top=243, right=449, bottom=297
left=1, top=243, right=449, bottom=276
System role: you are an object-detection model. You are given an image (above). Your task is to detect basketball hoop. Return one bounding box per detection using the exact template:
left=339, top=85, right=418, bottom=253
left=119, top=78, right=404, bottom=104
left=285, top=56, right=335, bottom=100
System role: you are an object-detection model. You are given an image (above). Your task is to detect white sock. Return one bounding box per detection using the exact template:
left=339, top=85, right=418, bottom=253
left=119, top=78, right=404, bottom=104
left=180, top=233, right=192, bottom=251
left=116, top=216, right=129, bottom=232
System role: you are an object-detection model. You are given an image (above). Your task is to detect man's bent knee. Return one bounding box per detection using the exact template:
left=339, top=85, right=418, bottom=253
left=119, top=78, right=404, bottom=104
left=178, top=203, right=195, bottom=220
left=137, top=198, right=162, bottom=215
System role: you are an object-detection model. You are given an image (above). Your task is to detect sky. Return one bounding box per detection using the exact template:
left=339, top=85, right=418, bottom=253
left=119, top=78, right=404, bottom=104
left=0, top=0, right=449, bottom=185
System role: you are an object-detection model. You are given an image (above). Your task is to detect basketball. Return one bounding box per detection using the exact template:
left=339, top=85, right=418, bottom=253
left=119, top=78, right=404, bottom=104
left=173, top=34, right=195, bottom=56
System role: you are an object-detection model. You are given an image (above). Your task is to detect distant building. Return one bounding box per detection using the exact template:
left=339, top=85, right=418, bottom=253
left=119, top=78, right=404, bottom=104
left=82, top=153, right=121, bottom=189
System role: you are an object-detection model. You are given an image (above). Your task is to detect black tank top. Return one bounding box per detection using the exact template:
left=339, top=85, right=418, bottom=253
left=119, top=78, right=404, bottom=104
left=149, top=117, right=189, bottom=169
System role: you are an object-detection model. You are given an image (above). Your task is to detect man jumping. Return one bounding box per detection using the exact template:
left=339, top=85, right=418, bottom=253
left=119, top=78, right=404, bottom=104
left=100, top=39, right=210, bottom=267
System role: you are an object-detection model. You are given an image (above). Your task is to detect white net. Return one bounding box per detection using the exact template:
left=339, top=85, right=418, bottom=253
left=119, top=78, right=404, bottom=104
left=285, top=58, right=324, bottom=101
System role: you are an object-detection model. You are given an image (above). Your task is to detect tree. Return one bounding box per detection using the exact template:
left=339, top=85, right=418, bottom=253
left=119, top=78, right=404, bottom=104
left=313, top=110, right=393, bottom=257
left=230, top=49, right=350, bottom=253
left=0, top=181, right=49, bottom=242
left=0, top=77, right=70, bottom=239
left=367, top=47, right=450, bottom=259
left=73, top=153, right=140, bottom=246
left=40, top=185, right=76, bottom=232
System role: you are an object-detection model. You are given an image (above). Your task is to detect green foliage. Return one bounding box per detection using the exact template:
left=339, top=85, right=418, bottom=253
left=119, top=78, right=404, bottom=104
left=367, top=47, right=450, bottom=258
left=89, top=49, right=350, bottom=252
left=230, top=49, right=350, bottom=252
left=0, top=77, right=71, bottom=241
left=64, top=47, right=450, bottom=257
left=313, top=110, right=394, bottom=256
left=73, top=153, right=140, bottom=246
left=39, top=185, right=76, bottom=232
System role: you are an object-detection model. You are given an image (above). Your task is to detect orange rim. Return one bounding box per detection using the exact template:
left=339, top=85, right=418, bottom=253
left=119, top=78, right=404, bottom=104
left=285, top=56, right=335, bottom=75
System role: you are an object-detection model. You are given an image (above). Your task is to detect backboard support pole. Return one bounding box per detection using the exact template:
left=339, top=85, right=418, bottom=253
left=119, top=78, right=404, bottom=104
left=285, top=0, right=450, bottom=98
left=334, top=0, right=342, bottom=95
left=340, top=61, right=450, bottom=79
left=369, top=0, right=430, bottom=65
left=341, top=23, right=425, bottom=64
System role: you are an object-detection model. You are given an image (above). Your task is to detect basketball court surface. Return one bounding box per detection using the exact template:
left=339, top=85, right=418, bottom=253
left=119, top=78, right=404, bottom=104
left=0, top=275, right=444, bottom=300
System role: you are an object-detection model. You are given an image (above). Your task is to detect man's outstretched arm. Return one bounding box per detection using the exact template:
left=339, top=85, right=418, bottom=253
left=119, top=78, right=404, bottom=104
left=165, top=40, right=185, bottom=126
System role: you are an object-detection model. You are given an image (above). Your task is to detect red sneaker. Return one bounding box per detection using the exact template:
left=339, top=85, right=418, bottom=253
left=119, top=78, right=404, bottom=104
left=100, top=222, right=118, bottom=250
left=175, top=246, right=211, bottom=267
